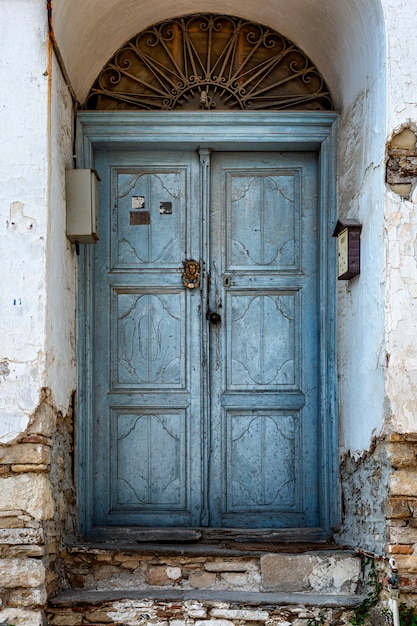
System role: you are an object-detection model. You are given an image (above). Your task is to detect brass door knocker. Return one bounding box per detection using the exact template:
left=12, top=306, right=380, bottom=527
left=182, top=259, right=200, bottom=289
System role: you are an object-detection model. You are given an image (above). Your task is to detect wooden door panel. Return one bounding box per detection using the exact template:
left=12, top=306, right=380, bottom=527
left=227, top=171, right=301, bottom=271
left=228, top=291, right=297, bottom=389
left=225, top=411, right=300, bottom=513
left=114, top=290, right=185, bottom=388
left=113, top=169, right=187, bottom=269
left=93, top=150, right=202, bottom=528
left=210, top=152, right=319, bottom=528
left=111, top=410, right=188, bottom=511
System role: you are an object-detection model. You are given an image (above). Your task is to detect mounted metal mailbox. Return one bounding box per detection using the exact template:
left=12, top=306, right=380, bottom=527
left=332, top=219, right=362, bottom=280
left=66, top=169, right=100, bottom=243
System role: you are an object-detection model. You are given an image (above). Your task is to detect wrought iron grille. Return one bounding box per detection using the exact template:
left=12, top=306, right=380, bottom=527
left=85, top=14, right=333, bottom=111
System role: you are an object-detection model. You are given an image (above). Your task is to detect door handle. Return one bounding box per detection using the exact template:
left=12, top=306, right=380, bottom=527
left=207, top=311, right=221, bottom=324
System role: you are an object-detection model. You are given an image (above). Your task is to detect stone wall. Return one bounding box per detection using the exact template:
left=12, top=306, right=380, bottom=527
left=385, top=434, right=417, bottom=601
left=0, top=393, right=75, bottom=626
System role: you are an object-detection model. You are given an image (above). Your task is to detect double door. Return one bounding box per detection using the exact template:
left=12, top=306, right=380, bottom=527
left=91, top=148, right=320, bottom=529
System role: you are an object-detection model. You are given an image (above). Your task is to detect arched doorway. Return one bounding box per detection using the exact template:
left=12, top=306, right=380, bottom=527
left=76, top=15, right=338, bottom=539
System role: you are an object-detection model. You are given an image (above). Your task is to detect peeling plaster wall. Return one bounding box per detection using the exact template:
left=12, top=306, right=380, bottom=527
left=0, top=1, right=50, bottom=443
left=51, top=0, right=389, bottom=457
left=1, top=3, right=417, bottom=612
left=383, top=0, right=417, bottom=435
left=45, top=52, right=77, bottom=412
left=0, top=2, right=76, bottom=444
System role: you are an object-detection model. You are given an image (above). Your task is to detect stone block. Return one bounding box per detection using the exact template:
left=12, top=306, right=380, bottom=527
left=386, top=498, right=412, bottom=519
left=146, top=565, right=171, bottom=585
left=386, top=544, right=414, bottom=555
left=51, top=612, right=84, bottom=625
left=120, top=559, right=140, bottom=570
left=0, top=474, right=54, bottom=520
left=0, top=545, right=45, bottom=558
left=187, top=606, right=208, bottom=618
left=386, top=442, right=417, bottom=468
left=7, top=585, right=47, bottom=607
left=85, top=611, right=117, bottom=623
left=261, top=553, right=361, bottom=594
left=389, top=525, right=417, bottom=544
left=166, top=566, right=182, bottom=579
left=195, top=619, right=235, bottom=626
left=205, top=559, right=258, bottom=572
left=219, top=572, right=253, bottom=588
left=0, top=558, right=45, bottom=587
left=389, top=471, right=417, bottom=496
left=188, top=570, right=217, bottom=589
left=391, top=555, right=417, bottom=574
left=0, top=443, right=51, bottom=465
left=0, top=609, right=44, bottom=626
left=210, top=608, right=269, bottom=621
left=11, top=464, right=49, bottom=472
left=0, top=527, right=44, bottom=544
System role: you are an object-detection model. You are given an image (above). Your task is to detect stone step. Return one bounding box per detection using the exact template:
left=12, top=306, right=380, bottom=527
left=48, top=589, right=368, bottom=626
left=61, top=545, right=363, bottom=596
left=50, top=587, right=368, bottom=608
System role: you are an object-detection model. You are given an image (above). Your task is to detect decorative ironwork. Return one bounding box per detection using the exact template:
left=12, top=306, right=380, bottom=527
left=182, top=259, right=201, bottom=289
left=85, top=14, right=333, bottom=111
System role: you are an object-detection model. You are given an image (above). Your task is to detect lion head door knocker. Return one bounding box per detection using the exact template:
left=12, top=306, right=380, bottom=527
left=182, top=259, right=201, bottom=290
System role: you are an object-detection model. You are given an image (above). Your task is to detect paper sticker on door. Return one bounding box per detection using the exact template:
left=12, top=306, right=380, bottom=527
left=132, top=196, right=145, bottom=209
left=160, top=202, right=172, bottom=214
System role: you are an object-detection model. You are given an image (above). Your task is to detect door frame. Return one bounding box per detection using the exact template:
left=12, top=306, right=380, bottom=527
left=75, top=111, right=339, bottom=538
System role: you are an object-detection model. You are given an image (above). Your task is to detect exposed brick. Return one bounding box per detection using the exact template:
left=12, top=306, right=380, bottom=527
left=391, top=555, right=417, bottom=574
left=386, top=544, right=414, bottom=555
left=386, top=498, right=412, bottom=519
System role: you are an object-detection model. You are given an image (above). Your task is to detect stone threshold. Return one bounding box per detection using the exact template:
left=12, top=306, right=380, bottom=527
left=50, top=588, right=368, bottom=608
left=66, top=540, right=346, bottom=557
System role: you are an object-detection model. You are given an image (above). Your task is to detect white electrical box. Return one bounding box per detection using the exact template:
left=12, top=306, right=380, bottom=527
left=66, top=169, right=100, bottom=243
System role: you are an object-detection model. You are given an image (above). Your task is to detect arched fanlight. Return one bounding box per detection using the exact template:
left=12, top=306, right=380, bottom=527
left=85, top=14, right=333, bottom=111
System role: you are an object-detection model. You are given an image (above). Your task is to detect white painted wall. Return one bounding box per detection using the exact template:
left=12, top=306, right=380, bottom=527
left=51, top=0, right=390, bottom=454
left=46, top=55, right=77, bottom=412
left=384, top=1, right=417, bottom=434
left=0, top=1, right=50, bottom=442
left=0, top=2, right=76, bottom=443
left=2, top=0, right=416, bottom=457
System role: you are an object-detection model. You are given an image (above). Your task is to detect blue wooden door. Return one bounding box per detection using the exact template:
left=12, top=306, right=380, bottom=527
left=91, top=148, right=319, bottom=529
left=208, top=153, right=319, bottom=528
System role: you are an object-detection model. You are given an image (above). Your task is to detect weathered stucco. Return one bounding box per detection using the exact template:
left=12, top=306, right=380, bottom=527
left=0, top=1, right=76, bottom=444
left=1, top=0, right=417, bottom=623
